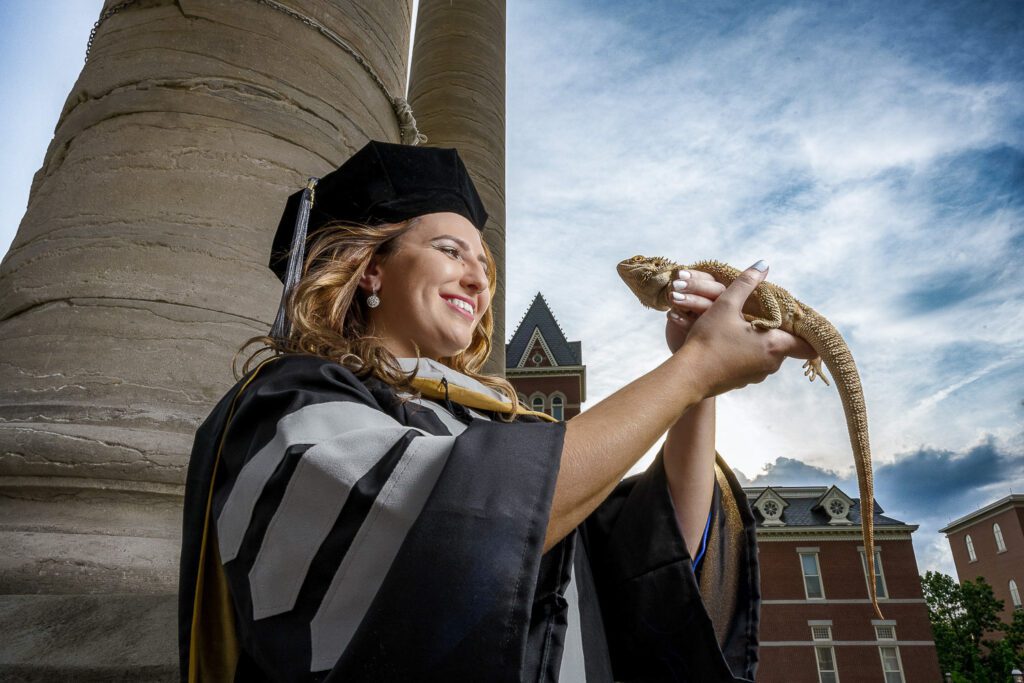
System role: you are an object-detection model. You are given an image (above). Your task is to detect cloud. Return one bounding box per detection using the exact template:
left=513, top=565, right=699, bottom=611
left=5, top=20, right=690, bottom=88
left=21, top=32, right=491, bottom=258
left=733, top=436, right=1024, bottom=575
left=507, top=0, right=1024, bottom=494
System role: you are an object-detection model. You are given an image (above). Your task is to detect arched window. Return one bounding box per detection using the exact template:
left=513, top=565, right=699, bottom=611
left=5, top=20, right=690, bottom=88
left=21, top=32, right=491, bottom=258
left=993, top=523, right=1006, bottom=553
left=965, top=534, right=976, bottom=562
left=531, top=396, right=545, bottom=413
left=1010, top=580, right=1022, bottom=609
left=551, top=395, right=564, bottom=421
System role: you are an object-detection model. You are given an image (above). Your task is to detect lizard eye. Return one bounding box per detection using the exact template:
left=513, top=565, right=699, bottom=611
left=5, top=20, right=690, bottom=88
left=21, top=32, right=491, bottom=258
left=631, top=255, right=644, bottom=262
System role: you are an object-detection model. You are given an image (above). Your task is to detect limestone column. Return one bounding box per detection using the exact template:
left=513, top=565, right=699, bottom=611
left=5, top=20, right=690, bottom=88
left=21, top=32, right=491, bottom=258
left=407, top=0, right=507, bottom=376
left=0, top=0, right=412, bottom=676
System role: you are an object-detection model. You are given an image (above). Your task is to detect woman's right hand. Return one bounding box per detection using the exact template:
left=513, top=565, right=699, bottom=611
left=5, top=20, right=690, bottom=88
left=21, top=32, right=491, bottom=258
left=679, top=261, right=816, bottom=398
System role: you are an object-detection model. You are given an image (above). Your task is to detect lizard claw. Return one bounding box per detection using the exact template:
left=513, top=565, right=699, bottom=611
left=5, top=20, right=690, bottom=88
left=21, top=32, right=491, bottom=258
left=802, top=358, right=831, bottom=386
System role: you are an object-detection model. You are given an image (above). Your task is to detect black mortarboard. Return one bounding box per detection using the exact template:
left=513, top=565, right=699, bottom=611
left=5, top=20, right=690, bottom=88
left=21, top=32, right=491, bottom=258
left=268, top=140, right=489, bottom=339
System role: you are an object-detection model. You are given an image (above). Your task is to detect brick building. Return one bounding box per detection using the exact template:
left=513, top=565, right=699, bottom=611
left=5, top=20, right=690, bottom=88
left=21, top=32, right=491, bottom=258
left=940, top=494, right=1024, bottom=622
left=505, top=293, right=585, bottom=420
left=747, top=485, right=941, bottom=682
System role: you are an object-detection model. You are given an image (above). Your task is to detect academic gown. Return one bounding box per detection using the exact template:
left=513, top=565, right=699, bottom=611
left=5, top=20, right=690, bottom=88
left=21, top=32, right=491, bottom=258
left=178, top=354, right=760, bottom=682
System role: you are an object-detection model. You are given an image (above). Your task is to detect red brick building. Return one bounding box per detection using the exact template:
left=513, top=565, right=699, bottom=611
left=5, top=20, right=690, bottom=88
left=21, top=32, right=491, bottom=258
left=747, top=485, right=941, bottom=682
left=940, top=494, right=1024, bottom=622
left=505, top=293, right=585, bottom=420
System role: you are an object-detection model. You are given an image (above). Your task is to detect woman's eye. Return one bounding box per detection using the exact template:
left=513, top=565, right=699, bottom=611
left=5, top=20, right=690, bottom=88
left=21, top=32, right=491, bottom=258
left=439, top=245, right=461, bottom=258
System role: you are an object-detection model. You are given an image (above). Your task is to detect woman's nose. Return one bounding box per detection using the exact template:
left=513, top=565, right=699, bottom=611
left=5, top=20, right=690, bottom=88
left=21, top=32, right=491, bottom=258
left=462, top=259, right=488, bottom=291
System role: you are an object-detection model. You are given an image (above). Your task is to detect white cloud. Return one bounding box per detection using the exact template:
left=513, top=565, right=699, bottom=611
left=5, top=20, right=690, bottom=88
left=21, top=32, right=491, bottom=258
left=507, top=1, right=1024, bottom=573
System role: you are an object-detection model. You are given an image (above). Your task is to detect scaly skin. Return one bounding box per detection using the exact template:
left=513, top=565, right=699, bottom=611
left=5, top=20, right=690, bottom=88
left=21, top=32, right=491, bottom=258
left=616, top=255, right=883, bottom=620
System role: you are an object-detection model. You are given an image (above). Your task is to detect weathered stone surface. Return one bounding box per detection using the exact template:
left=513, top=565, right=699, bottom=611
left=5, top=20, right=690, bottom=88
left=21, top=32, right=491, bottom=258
left=0, top=594, right=177, bottom=682
left=408, top=0, right=507, bottom=375
left=0, top=0, right=414, bottom=677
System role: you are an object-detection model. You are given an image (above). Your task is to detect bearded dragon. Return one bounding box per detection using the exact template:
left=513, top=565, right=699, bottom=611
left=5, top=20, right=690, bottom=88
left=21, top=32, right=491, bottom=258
left=617, top=255, right=882, bottom=619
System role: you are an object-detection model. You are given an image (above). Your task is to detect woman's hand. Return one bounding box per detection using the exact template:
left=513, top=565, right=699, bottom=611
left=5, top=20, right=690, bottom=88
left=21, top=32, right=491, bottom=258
left=678, top=262, right=817, bottom=398
left=664, top=268, right=726, bottom=353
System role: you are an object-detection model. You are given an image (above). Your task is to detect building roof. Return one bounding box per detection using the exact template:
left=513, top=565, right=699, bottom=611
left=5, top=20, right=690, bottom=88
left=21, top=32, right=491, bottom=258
left=743, top=485, right=909, bottom=528
left=506, top=293, right=582, bottom=367
left=938, top=494, right=1024, bottom=534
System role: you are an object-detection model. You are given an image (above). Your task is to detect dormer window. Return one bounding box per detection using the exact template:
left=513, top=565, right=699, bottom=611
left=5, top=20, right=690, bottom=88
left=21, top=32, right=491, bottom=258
left=815, top=486, right=854, bottom=525
left=753, top=488, right=788, bottom=526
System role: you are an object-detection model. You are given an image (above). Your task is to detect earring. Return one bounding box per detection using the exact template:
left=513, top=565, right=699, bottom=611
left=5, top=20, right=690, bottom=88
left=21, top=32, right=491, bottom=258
left=366, top=285, right=381, bottom=309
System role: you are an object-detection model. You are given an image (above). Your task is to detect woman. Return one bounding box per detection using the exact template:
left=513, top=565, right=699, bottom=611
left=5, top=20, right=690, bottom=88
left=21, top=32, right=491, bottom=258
left=178, top=141, right=814, bottom=682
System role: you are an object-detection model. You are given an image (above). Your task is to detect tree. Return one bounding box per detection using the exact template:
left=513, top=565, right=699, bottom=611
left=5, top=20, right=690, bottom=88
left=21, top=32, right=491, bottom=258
left=921, top=571, right=1022, bottom=681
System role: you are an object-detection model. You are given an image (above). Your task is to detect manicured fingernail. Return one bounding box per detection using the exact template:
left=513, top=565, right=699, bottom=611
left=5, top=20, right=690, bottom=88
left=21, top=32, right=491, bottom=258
left=751, top=260, right=768, bottom=272
left=676, top=270, right=691, bottom=279
left=670, top=292, right=687, bottom=303
left=672, top=279, right=688, bottom=291
left=668, top=310, right=683, bottom=321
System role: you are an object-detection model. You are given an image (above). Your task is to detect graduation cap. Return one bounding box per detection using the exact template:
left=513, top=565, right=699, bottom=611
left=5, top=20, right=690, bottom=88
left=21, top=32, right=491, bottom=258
left=269, top=140, right=489, bottom=339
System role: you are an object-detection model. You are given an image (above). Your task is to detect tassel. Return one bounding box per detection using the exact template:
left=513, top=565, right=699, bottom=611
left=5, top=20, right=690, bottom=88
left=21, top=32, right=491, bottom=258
left=270, top=177, right=319, bottom=340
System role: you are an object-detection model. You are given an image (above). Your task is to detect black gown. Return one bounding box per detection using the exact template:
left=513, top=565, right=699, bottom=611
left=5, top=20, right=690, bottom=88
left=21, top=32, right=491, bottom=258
left=178, top=354, right=760, bottom=682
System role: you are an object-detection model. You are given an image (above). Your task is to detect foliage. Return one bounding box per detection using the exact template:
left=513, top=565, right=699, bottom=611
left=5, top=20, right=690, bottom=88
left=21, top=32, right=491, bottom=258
left=921, top=571, right=1023, bottom=682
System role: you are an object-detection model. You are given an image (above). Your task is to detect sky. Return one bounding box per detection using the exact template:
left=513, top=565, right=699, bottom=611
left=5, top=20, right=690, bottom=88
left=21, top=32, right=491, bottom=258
left=1, top=1, right=1022, bottom=577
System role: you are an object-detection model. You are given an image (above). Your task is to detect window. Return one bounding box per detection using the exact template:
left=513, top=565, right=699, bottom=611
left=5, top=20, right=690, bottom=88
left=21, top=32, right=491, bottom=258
left=875, top=624, right=896, bottom=641
left=531, top=396, right=545, bottom=413
left=879, top=645, right=905, bottom=683
left=800, top=552, right=825, bottom=599
left=966, top=534, right=976, bottom=562
left=860, top=549, right=889, bottom=599
left=811, top=625, right=832, bottom=641
left=1011, top=580, right=1022, bottom=609
left=815, top=646, right=839, bottom=683
left=994, top=523, right=1006, bottom=553
left=550, top=395, right=564, bottom=421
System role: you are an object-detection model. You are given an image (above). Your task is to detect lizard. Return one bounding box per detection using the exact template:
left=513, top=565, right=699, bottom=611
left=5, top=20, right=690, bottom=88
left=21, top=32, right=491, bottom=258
left=616, top=255, right=883, bottom=620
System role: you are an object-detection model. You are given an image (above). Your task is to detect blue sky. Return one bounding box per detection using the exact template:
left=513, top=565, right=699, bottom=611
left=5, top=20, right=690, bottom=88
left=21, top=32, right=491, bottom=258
left=2, top=1, right=1022, bottom=576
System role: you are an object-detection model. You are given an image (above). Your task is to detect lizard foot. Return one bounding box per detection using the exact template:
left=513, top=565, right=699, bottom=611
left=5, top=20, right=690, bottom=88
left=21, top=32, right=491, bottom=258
left=749, top=318, right=780, bottom=331
left=802, top=358, right=831, bottom=386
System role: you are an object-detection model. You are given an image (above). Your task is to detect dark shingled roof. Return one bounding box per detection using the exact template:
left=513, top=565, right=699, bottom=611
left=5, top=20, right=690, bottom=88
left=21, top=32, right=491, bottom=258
left=745, top=487, right=908, bottom=527
left=506, top=293, right=582, bottom=367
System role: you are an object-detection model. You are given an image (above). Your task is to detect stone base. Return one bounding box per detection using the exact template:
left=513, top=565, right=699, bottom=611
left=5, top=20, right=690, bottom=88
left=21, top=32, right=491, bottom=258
left=0, top=594, right=178, bottom=682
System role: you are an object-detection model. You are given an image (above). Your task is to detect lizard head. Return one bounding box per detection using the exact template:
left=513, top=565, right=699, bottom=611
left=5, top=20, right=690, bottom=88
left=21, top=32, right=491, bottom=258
left=616, top=255, right=678, bottom=311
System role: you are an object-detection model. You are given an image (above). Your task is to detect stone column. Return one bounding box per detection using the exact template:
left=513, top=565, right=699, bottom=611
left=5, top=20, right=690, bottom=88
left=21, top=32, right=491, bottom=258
left=0, top=0, right=411, bottom=677
left=407, top=0, right=507, bottom=376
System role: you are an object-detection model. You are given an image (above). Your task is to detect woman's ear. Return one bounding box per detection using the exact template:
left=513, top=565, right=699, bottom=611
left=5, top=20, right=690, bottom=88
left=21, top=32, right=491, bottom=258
left=359, top=258, right=382, bottom=293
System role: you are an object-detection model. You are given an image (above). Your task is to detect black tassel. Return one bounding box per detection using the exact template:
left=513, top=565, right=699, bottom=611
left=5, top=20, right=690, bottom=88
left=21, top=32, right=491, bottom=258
left=270, top=177, right=319, bottom=341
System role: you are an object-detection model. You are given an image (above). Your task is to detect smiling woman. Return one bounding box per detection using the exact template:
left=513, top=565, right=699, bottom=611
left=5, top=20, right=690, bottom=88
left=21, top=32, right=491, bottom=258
left=178, top=140, right=806, bottom=682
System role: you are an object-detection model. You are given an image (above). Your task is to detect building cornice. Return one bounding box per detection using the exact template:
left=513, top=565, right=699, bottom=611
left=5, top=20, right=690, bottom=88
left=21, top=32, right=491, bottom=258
left=507, top=365, right=586, bottom=376
left=939, top=494, right=1024, bottom=534
left=506, top=365, right=587, bottom=403
left=756, top=525, right=917, bottom=541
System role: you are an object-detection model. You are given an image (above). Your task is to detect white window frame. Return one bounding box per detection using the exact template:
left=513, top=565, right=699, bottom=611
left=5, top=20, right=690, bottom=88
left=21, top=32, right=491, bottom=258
left=815, top=644, right=839, bottom=683
left=810, top=624, right=833, bottom=642
left=874, top=623, right=897, bottom=641
left=1010, top=579, right=1022, bottom=609
left=994, top=523, right=1006, bottom=553
left=860, top=548, right=889, bottom=600
left=529, top=393, right=546, bottom=414
left=965, top=534, right=977, bottom=562
left=799, top=551, right=826, bottom=600
left=878, top=644, right=906, bottom=683
left=550, top=393, right=565, bottom=421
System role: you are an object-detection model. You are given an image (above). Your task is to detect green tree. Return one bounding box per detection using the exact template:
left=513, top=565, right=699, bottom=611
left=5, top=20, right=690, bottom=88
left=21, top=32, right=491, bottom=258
left=921, top=571, right=1022, bottom=681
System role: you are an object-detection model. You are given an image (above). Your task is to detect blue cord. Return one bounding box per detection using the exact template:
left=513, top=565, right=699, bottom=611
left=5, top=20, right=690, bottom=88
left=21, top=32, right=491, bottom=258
left=692, top=509, right=713, bottom=573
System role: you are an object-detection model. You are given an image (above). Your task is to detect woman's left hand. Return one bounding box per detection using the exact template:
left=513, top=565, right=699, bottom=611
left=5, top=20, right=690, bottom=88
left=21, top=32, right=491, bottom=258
left=664, top=268, right=727, bottom=353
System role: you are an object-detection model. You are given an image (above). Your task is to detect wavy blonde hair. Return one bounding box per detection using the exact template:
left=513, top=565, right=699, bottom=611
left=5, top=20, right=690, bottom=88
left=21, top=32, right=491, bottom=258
left=236, top=218, right=519, bottom=416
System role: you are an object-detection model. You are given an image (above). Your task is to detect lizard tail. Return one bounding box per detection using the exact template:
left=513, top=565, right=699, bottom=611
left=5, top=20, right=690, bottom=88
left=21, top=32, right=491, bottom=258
left=796, top=311, right=883, bottom=620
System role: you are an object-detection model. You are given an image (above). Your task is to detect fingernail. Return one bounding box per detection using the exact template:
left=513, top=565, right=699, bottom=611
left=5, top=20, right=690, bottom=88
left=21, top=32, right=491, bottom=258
left=672, top=279, right=688, bottom=291
left=668, top=310, right=683, bottom=321
left=670, top=292, right=687, bottom=303
left=676, top=270, right=691, bottom=279
left=751, top=260, right=768, bottom=272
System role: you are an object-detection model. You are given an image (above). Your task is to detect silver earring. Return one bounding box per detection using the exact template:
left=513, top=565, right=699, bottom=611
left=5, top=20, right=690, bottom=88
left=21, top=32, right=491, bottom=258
left=366, top=285, right=381, bottom=309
